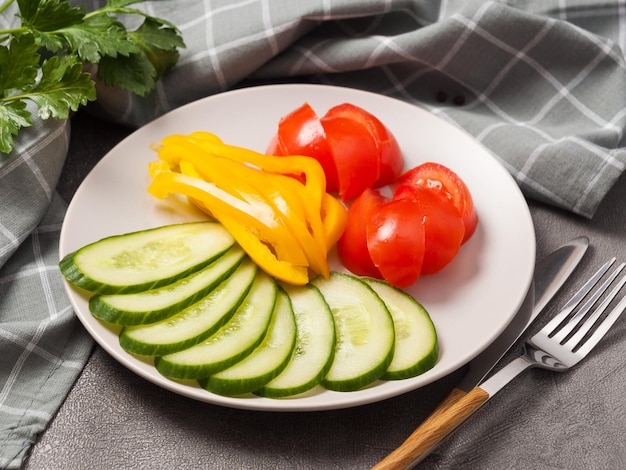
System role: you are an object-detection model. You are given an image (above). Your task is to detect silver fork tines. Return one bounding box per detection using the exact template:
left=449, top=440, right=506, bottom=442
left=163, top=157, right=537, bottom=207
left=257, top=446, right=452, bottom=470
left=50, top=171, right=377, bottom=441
left=547, top=258, right=617, bottom=342
left=528, top=259, right=626, bottom=370
left=480, top=258, right=626, bottom=399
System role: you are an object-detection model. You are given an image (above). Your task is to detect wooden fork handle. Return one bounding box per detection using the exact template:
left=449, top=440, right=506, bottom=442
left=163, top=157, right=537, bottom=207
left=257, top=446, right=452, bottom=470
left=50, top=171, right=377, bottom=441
left=372, top=386, right=490, bottom=470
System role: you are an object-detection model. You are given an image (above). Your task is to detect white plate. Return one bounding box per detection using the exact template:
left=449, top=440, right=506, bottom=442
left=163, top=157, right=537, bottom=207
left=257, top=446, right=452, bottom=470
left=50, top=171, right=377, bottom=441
left=60, top=84, right=535, bottom=411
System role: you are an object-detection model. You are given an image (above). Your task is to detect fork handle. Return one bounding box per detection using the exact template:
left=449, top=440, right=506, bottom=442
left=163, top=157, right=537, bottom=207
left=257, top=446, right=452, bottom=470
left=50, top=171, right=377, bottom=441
left=372, top=386, right=489, bottom=470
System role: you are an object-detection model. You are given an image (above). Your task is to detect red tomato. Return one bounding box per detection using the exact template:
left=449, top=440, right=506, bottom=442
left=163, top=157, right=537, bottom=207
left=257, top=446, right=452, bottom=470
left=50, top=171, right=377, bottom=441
left=320, top=114, right=379, bottom=201
left=323, top=103, right=404, bottom=187
left=395, top=162, right=478, bottom=243
left=394, top=185, right=465, bottom=274
left=366, top=198, right=425, bottom=287
left=336, top=188, right=385, bottom=278
left=272, top=103, right=339, bottom=192
left=265, top=134, right=284, bottom=155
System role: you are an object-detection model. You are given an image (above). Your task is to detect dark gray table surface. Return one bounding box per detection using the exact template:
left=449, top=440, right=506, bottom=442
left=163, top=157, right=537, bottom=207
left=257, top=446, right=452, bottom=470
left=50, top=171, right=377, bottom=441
left=24, top=111, right=626, bottom=469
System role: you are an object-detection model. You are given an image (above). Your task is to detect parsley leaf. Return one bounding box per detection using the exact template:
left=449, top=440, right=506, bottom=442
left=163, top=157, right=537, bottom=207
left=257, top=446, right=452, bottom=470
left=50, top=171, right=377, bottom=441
left=0, top=34, right=95, bottom=153
left=0, top=101, right=32, bottom=154
left=0, top=33, right=39, bottom=93
left=97, top=17, right=183, bottom=94
left=17, top=0, right=85, bottom=32
left=55, top=15, right=141, bottom=64
left=30, top=55, right=96, bottom=120
left=0, top=0, right=184, bottom=155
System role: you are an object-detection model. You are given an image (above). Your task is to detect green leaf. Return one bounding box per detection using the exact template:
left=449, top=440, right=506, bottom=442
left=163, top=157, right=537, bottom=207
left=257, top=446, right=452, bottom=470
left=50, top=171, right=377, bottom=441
left=97, top=51, right=156, bottom=97
left=1, top=0, right=184, bottom=154
left=129, top=17, right=183, bottom=77
left=17, top=0, right=84, bottom=32
left=131, top=17, right=185, bottom=51
left=55, top=15, right=140, bottom=63
left=98, top=6, right=182, bottom=31
left=0, top=34, right=40, bottom=95
left=0, top=100, right=32, bottom=154
left=30, top=55, right=96, bottom=119
left=96, top=17, right=184, bottom=94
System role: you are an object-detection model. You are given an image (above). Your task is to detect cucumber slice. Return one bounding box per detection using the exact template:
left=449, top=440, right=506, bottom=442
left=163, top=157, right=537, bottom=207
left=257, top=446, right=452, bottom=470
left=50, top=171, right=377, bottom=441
left=119, top=258, right=257, bottom=356
left=155, top=271, right=277, bottom=380
left=362, top=278, right=439, bottom=380
left=200, top=289, right=297, bottom=396
left=59, top=221, right=235, bottom=294
left=255, top=283, right=335, bottom=398
left=90, top=246, right=246, bottom=325
left=312, top=272, right=395, bottom=392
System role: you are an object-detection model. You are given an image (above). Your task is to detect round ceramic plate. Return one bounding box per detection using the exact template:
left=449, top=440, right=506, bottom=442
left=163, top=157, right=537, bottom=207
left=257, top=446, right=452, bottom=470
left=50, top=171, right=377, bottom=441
left=60, top=84, right=535, bottom=411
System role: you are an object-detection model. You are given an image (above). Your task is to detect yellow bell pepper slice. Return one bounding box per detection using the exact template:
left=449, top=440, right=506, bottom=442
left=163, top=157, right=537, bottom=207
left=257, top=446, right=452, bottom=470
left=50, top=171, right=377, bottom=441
left=148, top=171, right=310, bottom=282
left=188, top=131, right=329, bottom=249
left=190, top=154, right=329, bottom=278
left=270, top=171, right=327, bottom=250
left=148, top=159, right=171, bottom=177
left=321, top=192, right=348, bottom=249
left=149, top=170, right=309, bottom=285
left=157, top=135, right=330, bottom=277
left=187, top=131, right=326, bottom=208
left=156, top=140, right=310, bottom=266
left=150, top=132, right=346, bottom=284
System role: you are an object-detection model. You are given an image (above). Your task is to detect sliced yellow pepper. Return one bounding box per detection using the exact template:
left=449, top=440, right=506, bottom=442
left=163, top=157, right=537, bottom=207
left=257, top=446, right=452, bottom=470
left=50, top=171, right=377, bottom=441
left=190, top=155, right=330, bottom=278
left=149, top=132, right=348, bottom=285
left=157, top=135, right=329, bottom=276
left=148, top=159, right=171, bottom=177
left=148, top=171, right=310, bottom=282
left=187, top=131, right=326, bottom=208
left=188, top=131, right=330, bottom=251
left=157, top=138, right=321, bottom=270
left=157, top=140, right=312, bottom=266
left=321, top=192, right=348, bottom=249
left=202, top=205, right=309, bottom=286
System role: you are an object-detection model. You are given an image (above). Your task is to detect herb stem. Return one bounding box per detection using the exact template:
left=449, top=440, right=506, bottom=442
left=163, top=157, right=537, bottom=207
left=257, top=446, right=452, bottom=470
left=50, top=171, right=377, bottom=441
left=0, top=26, right=28, bottom=36
left=0, top=0, right=15, bottom=15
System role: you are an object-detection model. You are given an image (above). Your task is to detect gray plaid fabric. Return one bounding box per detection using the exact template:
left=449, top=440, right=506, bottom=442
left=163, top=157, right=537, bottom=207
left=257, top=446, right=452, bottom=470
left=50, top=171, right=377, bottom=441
left=3, top=0, right=626, bottom=467
left=0, top=106, right=94, bottom=468
left=83, top=0, right=626, bottom=219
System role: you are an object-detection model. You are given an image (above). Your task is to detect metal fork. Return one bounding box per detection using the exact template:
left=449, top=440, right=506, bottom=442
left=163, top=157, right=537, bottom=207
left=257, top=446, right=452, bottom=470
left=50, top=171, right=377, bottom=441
left=374, top=258, right=626, bottom=469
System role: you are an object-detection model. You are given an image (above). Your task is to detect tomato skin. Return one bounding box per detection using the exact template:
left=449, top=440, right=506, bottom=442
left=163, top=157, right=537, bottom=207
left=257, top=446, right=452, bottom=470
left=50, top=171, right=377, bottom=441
left=265, top=134, right=285, bottom=155
left=336, top=188, right=385, bottom=278
left=323, top=103, right=404, bottom=187
left=273, top=103, right=339, bottom=192
left=366, top=198, right=425, bottom=288
left=394, top=185, right=465, bottom=274
left=395, top=162, right=478, bottom=243
left=376, top=133, right=404, bottom=187
left=320, top=115, right=379, bottom=201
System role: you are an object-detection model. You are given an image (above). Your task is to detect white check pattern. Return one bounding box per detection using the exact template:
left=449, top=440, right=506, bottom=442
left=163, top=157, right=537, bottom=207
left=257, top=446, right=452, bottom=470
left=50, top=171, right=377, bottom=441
left=81, top=0, right=626, bottom=218
left=0, top=104, right=94, bottom=468
left=3, top=0, right=626, bottom=467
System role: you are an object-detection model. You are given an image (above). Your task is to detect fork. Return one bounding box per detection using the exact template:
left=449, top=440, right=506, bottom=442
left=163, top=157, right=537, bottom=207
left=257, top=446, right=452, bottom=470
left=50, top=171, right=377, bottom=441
left=373, top=258, right=626, bottom=470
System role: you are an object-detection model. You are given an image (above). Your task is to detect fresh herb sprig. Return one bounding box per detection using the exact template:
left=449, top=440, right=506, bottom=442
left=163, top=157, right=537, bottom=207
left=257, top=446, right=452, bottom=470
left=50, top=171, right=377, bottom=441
left=0, top=0, right=185, bottom=154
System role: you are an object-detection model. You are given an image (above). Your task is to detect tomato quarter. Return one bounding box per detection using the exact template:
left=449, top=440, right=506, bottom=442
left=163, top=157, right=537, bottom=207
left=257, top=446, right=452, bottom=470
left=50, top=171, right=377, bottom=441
left=394, top=185, right=465, bottom=274
left=323, top=103, right=404, bottom=187
left=271, top=103, right=339, bottom=192
left=336, top=188, right=385, bottom=278
left=320, top=114, right=379, bottom=201
left=395, top=162, right=477, bottom=243
left=366, top=198, right=425, bottom=288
